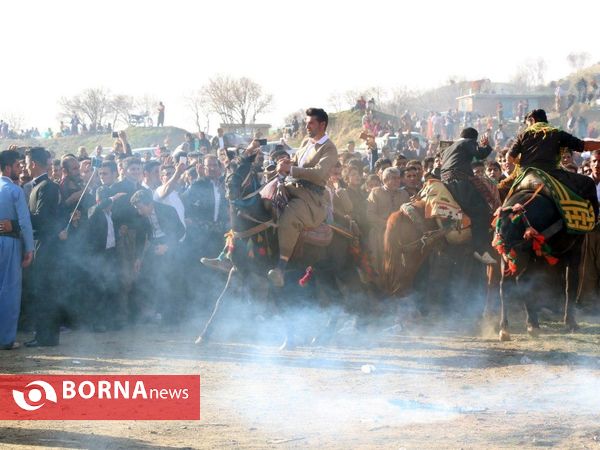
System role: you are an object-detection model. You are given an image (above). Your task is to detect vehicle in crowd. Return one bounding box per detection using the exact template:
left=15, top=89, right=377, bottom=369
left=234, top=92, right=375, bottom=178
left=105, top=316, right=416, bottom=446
left=375, top=132, right=428, bottom=153
left=131, top=147, right=159, bottom=158
left=128, top=112, right=153, bottom=127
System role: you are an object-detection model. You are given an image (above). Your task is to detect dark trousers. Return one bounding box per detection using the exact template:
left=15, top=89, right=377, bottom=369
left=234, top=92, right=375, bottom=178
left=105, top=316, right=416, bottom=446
left=135, top=239, right=178, bottom=322
left=91, top=248, right=118, bottom=328
left=31, top=241, right=61, bottom=345
left=445, top=179, right=491, bottom=253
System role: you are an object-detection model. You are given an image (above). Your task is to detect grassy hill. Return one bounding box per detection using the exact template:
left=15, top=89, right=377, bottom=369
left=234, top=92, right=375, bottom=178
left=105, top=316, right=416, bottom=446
left=1, top=126, right=191, bottom=156
left=283, top=110, right=399, bottom=149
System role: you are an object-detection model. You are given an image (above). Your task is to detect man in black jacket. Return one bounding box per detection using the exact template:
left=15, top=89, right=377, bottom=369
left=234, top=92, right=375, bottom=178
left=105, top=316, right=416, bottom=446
left=110, top=157, right=145, bottom=325
left=182, top=154, right=228, bottom=258
left=87, top=186, right=121, bottom=331
left=25, top=147, right=63, bottom=347
left=441, top=127, right=496, bottom=265
left=130, top=189, right=185, bottom=323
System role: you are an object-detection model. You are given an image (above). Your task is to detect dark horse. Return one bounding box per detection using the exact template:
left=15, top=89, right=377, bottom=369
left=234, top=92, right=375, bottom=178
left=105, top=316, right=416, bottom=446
left=493, top=185, right=584, bottom=341
left=195, top=152, right=366, bottom=348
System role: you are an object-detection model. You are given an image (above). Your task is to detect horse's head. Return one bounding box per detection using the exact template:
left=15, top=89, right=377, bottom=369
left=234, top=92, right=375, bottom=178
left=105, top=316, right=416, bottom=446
left=226, top=154, right=272, bottom=232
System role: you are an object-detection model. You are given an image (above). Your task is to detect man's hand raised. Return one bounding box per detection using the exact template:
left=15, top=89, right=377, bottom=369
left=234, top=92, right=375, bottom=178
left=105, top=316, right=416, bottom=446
left=277, top=158, right=291, bottom=175
left=243, top=139, right=262, bottom=157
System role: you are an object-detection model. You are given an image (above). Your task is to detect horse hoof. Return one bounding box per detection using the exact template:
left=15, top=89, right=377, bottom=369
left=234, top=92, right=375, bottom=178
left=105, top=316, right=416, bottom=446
left=527, top=325, right=540, bottom=337
left=499, top=329, right=511, bottom=341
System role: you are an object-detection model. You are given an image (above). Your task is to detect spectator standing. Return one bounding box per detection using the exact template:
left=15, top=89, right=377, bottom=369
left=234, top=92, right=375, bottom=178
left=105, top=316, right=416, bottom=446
left=25, top=147, right=63, bottom=347
left=157, top=101, right=165, bottom=127
left=0, top=150, right=34, bottom=349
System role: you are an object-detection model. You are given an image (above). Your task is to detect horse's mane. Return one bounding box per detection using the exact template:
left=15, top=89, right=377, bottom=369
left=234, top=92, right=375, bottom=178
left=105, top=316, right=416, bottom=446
left=382, top=210, right=407, bottom=295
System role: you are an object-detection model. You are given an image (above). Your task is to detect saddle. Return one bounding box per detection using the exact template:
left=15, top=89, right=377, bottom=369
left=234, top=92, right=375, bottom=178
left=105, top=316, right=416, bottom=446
left=507, top=167, right=595, bottom=233
left=414, top=178, right=472, bottom=245
left=301, top=223, right=333, bottom=247
left=508, top=170, right=552, bottom=199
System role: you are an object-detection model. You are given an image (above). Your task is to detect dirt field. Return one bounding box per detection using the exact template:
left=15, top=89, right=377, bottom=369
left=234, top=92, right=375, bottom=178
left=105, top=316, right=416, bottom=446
left=1, top=308, right=600, bottom=450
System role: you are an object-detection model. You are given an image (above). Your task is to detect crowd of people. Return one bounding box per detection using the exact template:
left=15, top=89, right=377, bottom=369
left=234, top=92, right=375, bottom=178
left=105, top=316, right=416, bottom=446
left=1, top=102, right=166, bottom=142
left=0, top=121, right=41, bottom=140
left=3, top=104, right=600, bottom=350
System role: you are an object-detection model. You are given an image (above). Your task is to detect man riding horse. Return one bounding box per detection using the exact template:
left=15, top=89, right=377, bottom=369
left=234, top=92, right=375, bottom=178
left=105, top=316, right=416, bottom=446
left=492, top=109, right=600, bottom=338
left=440, top=127, right=497, bottom=265
left=504, top=109, right=600, bottom=218
left=267, top=108, right=338, bottom=287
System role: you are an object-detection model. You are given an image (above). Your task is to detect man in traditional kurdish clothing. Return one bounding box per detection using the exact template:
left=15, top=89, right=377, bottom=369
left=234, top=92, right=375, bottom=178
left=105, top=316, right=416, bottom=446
left=267, top=108, right=338, bottom=287
left=0, top=150, right=34, bottom=350
left=506, top=109, right=600, bottom=219
left=367, top=167, right=409, bottom=277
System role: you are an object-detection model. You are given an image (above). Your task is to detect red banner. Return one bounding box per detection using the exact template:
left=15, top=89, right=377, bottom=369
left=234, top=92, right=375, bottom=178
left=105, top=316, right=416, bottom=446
left=0, top=375, right=200, bottom=420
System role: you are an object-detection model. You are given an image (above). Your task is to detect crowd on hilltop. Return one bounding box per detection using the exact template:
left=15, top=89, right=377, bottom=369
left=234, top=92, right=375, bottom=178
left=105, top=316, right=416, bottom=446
left=1, top=101, right=166, bottom=141
left=0, top=121, right=41, bottom=140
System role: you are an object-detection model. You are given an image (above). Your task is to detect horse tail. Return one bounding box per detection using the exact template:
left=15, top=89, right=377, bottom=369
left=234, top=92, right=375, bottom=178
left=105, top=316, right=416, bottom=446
left=382, top=210, right=408, bottom=295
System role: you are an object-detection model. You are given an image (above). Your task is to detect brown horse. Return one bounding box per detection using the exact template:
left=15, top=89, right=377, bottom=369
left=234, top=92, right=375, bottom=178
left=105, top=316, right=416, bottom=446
left=382, top=202, right=499, bottom=321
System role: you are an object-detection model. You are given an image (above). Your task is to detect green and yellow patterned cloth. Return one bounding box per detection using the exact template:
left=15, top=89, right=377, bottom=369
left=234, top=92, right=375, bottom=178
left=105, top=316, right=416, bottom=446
left=524, top=122, right=559, bottom=138
left=507, top=167, right=595, bottom=233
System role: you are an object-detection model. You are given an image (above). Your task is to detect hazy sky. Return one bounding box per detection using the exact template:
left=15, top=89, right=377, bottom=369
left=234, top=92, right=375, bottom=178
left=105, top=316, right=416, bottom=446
left=3, top=0, right=599, bottom=132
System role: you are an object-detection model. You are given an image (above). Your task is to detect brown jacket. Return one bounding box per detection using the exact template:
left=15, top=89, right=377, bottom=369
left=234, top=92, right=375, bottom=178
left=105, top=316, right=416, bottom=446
left=286, top=136, right=338, bottom=208
left=366, top=186, right=409, bottom=230
left=367, top=186, right=410, bottom=278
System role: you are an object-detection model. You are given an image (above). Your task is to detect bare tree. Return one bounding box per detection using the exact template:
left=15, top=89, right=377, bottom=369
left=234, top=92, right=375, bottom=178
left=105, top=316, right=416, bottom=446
left=2, top=112, right=25, bottom=133
left=510, top=58, right=547, bottom=92
left=108, top=95, right=134, bottom=128
left=134, top=94, right=159, bottom=116
left=327, top=91, right=347, bottom=113
left=567, top=52, right=591, bottom=72
left=59, top=87, right=111, bottom=128
left=184, top=90, right=210, bottom=132
left=201, top=75, right=272, bottom=126
left=510, top=66, right=531, bottom=93
left=528, top=58, right=547, bottom=86
left=381, top=87, right=414, bottom=118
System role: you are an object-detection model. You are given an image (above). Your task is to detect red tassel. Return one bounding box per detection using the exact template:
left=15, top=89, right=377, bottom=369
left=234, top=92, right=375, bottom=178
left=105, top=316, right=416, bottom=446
left=298, top=266, right=314, bottom=287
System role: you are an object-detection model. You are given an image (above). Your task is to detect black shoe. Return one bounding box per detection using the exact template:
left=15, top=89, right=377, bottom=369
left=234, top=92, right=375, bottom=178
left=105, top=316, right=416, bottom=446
left=24, top=339, right=58, bottom=348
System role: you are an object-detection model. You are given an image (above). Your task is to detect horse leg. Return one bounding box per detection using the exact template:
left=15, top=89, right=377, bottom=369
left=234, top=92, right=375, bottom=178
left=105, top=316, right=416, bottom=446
left=564, top=258, right=580, bottom=332
left=480, top=263, right=499, bottom=335
left=498, top=261, right=511, bottom=341
left=195, top=267, right=237, bottom=345
left=310, top=270, right=343, bottom=347
left=524, top=292, right=540, bottom=337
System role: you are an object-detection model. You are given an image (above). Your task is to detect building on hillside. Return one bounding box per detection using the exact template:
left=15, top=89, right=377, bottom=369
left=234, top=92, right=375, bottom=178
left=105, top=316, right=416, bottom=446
left=456, top=93, right=554, bottom=119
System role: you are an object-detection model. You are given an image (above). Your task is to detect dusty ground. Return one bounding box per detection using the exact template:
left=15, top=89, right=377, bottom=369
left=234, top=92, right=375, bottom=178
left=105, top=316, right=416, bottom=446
left=1, top=308, right=600, bottom=450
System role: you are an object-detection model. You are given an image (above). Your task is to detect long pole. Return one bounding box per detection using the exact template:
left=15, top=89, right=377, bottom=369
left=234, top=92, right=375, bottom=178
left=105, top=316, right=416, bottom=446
left=65, top=167, right=97, bottom=232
